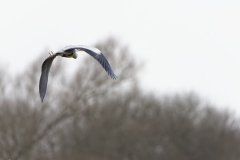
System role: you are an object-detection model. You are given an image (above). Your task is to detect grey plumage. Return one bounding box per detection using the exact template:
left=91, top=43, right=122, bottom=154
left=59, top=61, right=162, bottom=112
left=39, top=45, right=117, bottom=102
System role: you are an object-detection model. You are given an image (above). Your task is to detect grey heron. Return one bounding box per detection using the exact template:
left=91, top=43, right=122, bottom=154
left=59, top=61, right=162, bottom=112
left=39, top=45, right=117, bottom=102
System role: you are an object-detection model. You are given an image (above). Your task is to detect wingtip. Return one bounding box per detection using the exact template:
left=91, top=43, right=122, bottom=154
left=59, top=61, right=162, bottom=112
left=111, top=74, right=118, bottom=80
left=40, top=96, right=44, bottom=102
left=40, top=92, right=45, bottom=102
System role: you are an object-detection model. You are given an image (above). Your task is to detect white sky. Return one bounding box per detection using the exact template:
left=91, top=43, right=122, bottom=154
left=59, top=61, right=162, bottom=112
left=0, top=0, right=240, bottom=114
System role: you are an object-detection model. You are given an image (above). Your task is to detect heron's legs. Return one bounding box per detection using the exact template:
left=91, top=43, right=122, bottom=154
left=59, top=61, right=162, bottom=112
left=48, top=51, right=54, bottom=56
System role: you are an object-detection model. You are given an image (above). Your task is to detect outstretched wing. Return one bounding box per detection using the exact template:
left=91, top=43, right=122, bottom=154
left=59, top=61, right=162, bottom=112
left=64, top=45, right=117, bottom=79
left=39, top=55, right=57, bottom=102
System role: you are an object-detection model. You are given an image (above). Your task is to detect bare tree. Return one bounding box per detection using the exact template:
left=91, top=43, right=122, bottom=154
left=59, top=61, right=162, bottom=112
left=0, top=38, right=240, bottom=160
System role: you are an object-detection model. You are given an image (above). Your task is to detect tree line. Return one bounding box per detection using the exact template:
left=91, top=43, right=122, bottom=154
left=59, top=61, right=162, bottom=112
left=0, top=38, right=239, bottom=160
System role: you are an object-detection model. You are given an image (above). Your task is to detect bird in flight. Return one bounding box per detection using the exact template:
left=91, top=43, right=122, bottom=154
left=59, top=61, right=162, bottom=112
left=39, top=45, right=117, bottom=102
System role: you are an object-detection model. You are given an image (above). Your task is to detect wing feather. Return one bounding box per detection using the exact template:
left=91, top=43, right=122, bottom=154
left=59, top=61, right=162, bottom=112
left=39, top=55, right=56, bottom=102
left=65, top=46, right=117, bottom=79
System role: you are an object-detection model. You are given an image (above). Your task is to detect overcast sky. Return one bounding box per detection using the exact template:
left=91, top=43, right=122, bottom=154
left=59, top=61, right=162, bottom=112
left=0, top=0, right=239, bottom=114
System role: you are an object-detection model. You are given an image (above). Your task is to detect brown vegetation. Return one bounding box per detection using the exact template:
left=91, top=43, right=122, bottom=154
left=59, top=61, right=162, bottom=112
left=0, top=38, right=240, bottom=160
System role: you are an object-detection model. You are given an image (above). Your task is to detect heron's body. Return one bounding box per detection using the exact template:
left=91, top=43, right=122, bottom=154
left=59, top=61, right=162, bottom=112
left=39, top=45, right=117, bottom=102
left=56, top=49, right=78, bottom=59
